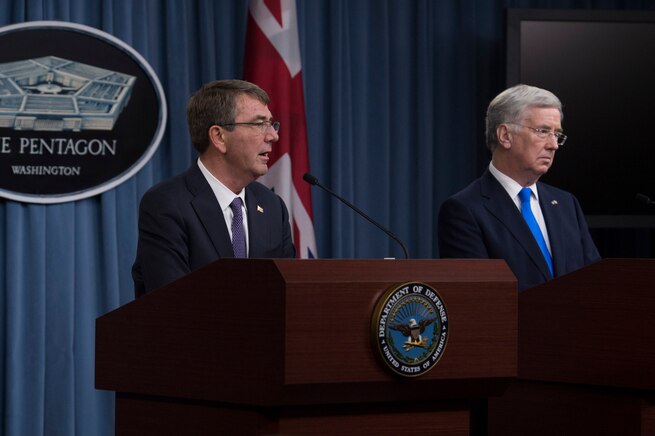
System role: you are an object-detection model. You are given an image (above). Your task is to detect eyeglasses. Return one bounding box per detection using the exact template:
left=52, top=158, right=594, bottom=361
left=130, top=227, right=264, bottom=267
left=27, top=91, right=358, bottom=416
left=220, top=120, right=280, bottom=134
left=508, top=123, right=567, bottom=146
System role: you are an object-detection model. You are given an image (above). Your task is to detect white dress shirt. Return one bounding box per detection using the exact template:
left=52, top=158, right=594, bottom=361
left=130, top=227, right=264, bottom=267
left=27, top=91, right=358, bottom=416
left=489, top=162, right=552, bottom=254
left=197, top=158, right=249, bottom=256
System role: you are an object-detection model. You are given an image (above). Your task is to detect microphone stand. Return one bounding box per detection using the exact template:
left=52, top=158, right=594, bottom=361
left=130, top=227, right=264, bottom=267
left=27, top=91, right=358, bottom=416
left=303, top=173, right=409, bottom=259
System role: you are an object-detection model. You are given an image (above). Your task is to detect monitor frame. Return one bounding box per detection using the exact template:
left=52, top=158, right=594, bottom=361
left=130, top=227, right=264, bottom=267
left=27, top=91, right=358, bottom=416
left=506, top=9, right=655, bottom=228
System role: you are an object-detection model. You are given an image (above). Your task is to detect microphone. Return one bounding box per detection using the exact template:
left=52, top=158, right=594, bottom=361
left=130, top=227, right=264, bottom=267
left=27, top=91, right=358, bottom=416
left=636, top=193, right=655, bottom=206
left=303, top=173, right=409, bottom=259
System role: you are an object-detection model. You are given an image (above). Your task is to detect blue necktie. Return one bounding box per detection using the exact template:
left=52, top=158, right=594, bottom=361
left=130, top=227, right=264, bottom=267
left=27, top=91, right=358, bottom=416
left=229, top=197, right=246, bottom=258
left=518, top=188, right=553, bottom=276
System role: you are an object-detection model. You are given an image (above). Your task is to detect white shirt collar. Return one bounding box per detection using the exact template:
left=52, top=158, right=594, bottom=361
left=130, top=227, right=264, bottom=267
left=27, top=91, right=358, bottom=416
left=197, top=158, right=246, bottom=212
left=489, top=161, right=539, bottom=205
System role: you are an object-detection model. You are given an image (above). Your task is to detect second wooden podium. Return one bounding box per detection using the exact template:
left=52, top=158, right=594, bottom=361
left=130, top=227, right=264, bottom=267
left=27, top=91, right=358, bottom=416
left=96, top=259, right=517, bottom=435
left=488, top=259, right=655, bottom=435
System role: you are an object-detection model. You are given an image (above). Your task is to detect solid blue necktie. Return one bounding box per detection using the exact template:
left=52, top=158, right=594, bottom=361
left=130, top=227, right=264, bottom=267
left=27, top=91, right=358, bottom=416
left=229, top=197, right=247, bottom=258
left=518, top=188, right=553, bottom=276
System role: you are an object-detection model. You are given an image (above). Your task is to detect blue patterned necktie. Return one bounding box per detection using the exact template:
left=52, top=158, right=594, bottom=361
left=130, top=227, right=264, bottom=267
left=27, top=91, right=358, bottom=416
left=518, top=188, right=553, bottom=276
left=229, top=197, right=246, bottom=258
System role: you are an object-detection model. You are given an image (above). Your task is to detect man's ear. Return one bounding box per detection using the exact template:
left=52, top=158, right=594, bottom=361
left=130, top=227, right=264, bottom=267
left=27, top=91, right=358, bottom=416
left=209, top=125, right=228, bottom=154
left=497, top=124, right=512, bottom=149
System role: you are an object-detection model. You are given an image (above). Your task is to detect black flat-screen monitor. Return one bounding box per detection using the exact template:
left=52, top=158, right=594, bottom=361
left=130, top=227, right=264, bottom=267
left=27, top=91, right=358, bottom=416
left=506, top=9, right=655, bottom=227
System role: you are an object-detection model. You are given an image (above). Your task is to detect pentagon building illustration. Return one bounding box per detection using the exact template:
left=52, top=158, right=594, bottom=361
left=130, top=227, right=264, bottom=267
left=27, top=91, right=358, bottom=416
left=0, top=56, right=136, bottom=131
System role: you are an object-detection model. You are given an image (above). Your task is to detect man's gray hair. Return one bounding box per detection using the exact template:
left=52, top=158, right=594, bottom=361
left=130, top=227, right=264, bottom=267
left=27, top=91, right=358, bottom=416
left=485, top=84, right=563, bottom=152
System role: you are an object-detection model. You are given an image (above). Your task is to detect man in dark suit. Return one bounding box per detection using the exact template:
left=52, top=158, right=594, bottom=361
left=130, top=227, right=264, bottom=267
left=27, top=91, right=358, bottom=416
left=438, top=84, right=600, bottom=291
left=132, top=80, right=295, bottom=297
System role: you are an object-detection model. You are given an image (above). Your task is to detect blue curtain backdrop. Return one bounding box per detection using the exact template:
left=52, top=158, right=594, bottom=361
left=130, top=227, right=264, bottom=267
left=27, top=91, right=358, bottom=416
left=1, top=0, right=653, bottom=434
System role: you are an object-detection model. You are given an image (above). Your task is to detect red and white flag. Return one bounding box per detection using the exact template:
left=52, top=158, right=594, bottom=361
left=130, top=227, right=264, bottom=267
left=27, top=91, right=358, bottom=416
left=244, top=0, right=317, bottom=258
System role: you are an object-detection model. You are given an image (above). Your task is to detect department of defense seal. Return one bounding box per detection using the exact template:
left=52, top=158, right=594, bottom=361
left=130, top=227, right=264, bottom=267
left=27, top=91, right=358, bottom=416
left=371, top=282, right=448, bottom=377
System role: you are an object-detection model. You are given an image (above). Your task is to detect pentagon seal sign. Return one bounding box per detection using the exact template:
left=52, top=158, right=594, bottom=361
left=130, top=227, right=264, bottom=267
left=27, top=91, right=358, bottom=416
left=372, top=282, right=448, bottom=377
left=0, top=21, right=166, bottom=204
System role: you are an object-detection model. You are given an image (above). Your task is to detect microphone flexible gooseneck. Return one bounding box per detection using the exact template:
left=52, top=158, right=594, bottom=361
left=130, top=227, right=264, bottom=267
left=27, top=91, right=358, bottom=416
left=636, top=193, right=655, bottom=206
left=303, top=173, right=409, bottom=259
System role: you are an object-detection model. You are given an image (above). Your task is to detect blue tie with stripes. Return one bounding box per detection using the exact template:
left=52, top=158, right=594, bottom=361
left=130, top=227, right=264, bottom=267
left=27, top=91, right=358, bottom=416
left=518, top=188, right=553, bottom=276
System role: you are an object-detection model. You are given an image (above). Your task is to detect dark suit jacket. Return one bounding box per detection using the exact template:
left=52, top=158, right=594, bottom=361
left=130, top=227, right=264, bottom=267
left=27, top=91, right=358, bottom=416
left=438, top=169, right=600, bottom=291
left=132, top=164, right=295, bottom=297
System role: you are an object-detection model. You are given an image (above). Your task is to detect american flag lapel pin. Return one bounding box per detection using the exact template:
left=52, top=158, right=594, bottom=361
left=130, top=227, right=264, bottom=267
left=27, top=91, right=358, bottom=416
left=257, top=205, right=264, bottom=213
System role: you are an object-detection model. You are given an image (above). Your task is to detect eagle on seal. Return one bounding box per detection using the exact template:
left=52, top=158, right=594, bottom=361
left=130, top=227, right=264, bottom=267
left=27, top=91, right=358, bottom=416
left=390, top=317, right=436, bottom=345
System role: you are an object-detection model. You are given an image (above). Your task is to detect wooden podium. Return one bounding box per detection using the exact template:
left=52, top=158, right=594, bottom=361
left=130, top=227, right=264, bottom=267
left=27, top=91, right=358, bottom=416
left=96, top=259, right=517, bottom=435
left=488, top=259, right=655, bottom=435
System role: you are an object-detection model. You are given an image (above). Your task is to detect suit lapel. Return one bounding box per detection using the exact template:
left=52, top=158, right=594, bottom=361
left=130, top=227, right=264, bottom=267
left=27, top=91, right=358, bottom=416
left=480, top=170, right=551, bottom=280
left=537, top=183, right=564, bottom=277
left=245, top=186, right=265, bottom=257
left=186, top=165, right=234, bottom=258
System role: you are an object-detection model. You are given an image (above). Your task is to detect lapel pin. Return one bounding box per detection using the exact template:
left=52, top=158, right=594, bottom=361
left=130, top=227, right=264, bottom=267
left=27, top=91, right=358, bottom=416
left=551, top=200, right=558, bottom=205
left=257, top=205, right=264, bottom=213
